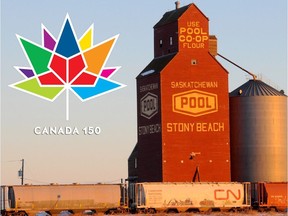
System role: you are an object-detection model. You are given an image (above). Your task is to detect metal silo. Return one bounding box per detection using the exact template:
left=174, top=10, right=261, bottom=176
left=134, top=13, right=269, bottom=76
left=230, top=79, right=287, bottom=182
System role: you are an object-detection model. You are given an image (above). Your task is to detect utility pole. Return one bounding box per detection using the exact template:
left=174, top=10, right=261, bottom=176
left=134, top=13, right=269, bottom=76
left=18, top=159, right=24, bottom=185
left=21, top=159, right=24, bottom=185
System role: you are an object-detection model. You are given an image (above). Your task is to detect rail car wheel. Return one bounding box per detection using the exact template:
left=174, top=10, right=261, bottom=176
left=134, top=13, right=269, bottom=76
left=116, top=208, right=126, bottom=214
left=106, top=209, right=117, bottom=215
left=147, top=208, right=156, bottom=214
left=16, top=212, right=28, bottom=216
left=229, top=207, right=238, bottom=212
left=137, top=208, right=147, bottom=214
left=208, top=208, right=220, bottom=212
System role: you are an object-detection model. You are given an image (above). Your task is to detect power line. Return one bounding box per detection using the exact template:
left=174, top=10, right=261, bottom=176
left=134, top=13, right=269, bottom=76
left=2, top=160, right=22, bottom=163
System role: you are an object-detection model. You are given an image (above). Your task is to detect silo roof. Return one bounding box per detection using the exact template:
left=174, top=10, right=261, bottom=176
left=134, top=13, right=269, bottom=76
left=154, top=3, right=208, bottom=28
left=137, top=53, right=176, bottom=78
left=230, top=80, right=286, bottom=97
left=154, top=4, right=190, bottom=28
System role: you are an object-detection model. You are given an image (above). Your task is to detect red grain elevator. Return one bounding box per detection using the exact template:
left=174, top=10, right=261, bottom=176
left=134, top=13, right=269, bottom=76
left=128, top=2, right=230, bottom=182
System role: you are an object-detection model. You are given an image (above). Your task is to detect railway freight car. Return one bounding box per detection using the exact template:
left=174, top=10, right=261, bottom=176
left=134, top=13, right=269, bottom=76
left=1, top=184, right=126, bottom=216
left=129, top=182, right=251, bottom=213
left=251, top=182, right=288, bottom=212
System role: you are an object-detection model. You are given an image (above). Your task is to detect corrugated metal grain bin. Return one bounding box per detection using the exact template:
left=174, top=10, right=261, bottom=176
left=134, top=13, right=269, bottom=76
left=230, top=80, right=287, bottom=182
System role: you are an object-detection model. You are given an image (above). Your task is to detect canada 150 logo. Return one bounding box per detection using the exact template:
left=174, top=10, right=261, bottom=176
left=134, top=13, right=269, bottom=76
left=10, top=14, right=126, bottom=121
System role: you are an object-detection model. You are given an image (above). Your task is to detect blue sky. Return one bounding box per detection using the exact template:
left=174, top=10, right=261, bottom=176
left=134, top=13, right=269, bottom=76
left=1, top=0, right=287, bottom=185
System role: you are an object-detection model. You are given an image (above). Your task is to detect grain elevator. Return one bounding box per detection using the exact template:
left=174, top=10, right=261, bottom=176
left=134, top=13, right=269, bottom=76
left=128, top=2, right=231, bottom=182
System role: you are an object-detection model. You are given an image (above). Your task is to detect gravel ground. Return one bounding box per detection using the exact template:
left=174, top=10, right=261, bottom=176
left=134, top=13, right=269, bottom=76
left=119, top=211, right=288, bottom=216
left=107, top=213, right=287, bottom=216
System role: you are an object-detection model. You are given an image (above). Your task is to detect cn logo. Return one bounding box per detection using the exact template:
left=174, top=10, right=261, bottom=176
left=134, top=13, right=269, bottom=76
left=214, top=189, right=241, bottom=200
left=140, top=92, right=158, bottom=119
left=173, top=90, right=218, bottom=117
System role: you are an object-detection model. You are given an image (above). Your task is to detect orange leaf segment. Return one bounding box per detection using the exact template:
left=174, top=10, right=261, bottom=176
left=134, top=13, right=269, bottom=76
left=83, top=37, right=116, bottom=75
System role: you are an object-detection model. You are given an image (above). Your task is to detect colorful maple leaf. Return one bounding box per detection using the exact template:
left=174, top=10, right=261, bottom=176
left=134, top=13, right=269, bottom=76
left=10, top=14, right=125, bottom=120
